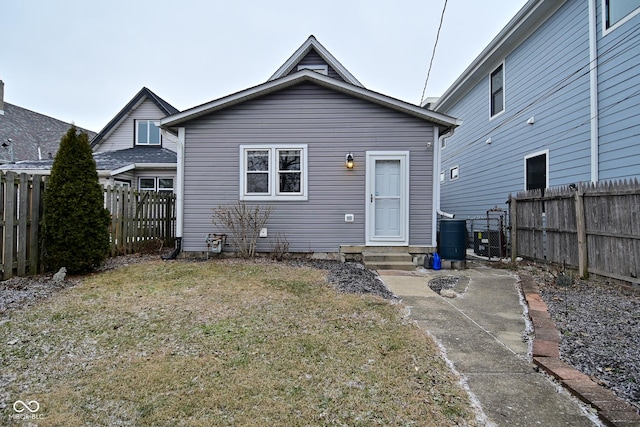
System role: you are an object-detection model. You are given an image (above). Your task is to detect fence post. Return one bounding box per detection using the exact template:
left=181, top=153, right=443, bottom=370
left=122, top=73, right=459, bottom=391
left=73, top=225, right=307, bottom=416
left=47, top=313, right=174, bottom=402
left=575, top=185, right=588, bottom=279
left=509, top=194, right=518, bottom=262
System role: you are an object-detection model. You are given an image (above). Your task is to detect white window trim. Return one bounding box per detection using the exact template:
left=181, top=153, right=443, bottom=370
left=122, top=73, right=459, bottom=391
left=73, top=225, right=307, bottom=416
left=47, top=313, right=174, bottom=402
left=297, top=64, right=328, bottom=75
left=138, top=176, right=174, bottom=192
left=135, top=120, right=162, bottom=146
left=449, top=165, right=460, bottom=181
left=489, top=62, right=505, bottom=119
left=603, top=0, right=640, bottom=34
left=523, top=149, right=549, bottom=191
left=239, top=144, right=308, bottom=201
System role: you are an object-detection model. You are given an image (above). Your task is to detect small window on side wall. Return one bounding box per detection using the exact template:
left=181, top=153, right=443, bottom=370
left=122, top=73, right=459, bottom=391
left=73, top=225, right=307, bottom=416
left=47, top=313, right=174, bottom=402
left=450, top=166, right=459, bottom=181
left=136, top=120, right=161, bottom=145
left=490, top=64, right=504, bottom=117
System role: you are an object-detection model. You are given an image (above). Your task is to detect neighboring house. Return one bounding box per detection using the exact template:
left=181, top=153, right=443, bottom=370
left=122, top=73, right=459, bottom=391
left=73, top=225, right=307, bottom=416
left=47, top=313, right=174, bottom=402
left=2, top=87, right=179, bottom=192
left=0, top=80, right=96, bottom=163
left=428, top=0, right=640, bottom=220
left=161, top=35, right=460, bottom=261
left=90, top=87, right=179, bottom=191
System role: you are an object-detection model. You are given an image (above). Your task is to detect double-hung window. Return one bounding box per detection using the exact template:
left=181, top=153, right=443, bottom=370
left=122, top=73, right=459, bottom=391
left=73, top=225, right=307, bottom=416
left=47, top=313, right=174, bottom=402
left=136, top=120, right=161, bottom=145
left=139, top=177, right=174, bottom=193
left=490, top=64, right=504, bottom=117
left=605, top=0, right=640, bottom=31
left=240, top=144, right=308, bottom=200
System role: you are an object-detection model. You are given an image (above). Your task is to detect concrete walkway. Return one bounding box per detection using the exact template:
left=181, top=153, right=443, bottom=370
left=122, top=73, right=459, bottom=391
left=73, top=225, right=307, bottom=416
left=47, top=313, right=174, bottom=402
left=379, top=262, right=601, bottom=427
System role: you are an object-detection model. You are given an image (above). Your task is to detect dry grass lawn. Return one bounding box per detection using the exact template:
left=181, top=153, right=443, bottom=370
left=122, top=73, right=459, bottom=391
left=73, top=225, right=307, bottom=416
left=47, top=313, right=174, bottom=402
left=1, top=260, right=477, bottom=426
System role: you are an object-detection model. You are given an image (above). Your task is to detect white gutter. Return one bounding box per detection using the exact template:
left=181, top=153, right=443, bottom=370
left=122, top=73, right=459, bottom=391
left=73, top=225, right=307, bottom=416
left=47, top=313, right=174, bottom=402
left=588, top=0, right=599, bottom=182
left=432, top=126, right=456, bottom=247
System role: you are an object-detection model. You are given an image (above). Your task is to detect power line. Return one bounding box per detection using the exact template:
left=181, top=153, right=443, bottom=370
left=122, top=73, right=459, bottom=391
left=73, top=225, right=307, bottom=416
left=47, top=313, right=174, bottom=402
left=420, top=0, right=448, bottom=106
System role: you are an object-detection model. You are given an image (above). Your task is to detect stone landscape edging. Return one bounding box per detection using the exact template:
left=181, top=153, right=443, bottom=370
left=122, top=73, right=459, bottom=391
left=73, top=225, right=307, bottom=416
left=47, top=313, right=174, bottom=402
left=519, top=273, right=640, bottom=427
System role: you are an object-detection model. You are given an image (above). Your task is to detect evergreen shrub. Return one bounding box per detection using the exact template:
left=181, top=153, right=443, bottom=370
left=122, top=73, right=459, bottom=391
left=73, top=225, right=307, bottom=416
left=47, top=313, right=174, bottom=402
left=42, top=126, right=110, bottom=273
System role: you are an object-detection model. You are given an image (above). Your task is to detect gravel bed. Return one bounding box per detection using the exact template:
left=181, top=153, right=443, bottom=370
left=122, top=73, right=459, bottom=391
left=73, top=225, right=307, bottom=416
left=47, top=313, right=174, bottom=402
left=428, top=276, right=459, bottom=294
left=531, top=268, right=640, bottom=409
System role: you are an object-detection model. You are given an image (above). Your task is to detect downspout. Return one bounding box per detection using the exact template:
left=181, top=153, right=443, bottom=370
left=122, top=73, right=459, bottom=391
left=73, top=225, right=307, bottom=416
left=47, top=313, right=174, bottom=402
left=432, top=126, right=455, bottom=247
left=162, top=127, right=185, bottom=260
left=589, top=0, right=599, bottom=183
left=436, top=127, right=455, bottom=219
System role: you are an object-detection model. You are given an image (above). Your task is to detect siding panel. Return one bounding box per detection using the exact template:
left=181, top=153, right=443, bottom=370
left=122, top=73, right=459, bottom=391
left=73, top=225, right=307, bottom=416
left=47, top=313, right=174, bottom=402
left=182, top=82, right=435, bottom=253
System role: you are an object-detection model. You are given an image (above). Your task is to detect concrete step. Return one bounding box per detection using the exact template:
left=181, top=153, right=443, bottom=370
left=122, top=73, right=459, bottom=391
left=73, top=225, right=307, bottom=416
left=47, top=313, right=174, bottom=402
left=363, top=252, right=415, bottom=271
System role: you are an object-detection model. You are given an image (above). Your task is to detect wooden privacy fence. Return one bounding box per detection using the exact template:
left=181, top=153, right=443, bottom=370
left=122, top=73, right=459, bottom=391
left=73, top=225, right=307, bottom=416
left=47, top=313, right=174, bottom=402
left=0, top=172, right=45, bottom=280
left=508, top=179, right=640, bottom=284
left=0, top=171, right=176, bottom=280
left=104, top=186, right=176, bottom=256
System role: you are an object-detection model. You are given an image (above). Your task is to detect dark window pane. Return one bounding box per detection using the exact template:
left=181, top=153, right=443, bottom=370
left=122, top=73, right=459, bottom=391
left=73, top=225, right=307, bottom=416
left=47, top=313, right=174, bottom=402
left=139, top=178, right=155, bottom=190
left=279, top=150, right=301, bottom=171
left=158, top=178, right=173, bottom=189
left=247, top=173, right=269, bottom=193
left=526, top=154, right=547, bottom=191
left=279, top=172, right=301, bottom=193
left=247, top=151, right=269, bottom=171
left=492, top=89, right=504, bottom=115
left=491, top=65, right=504, bottom=115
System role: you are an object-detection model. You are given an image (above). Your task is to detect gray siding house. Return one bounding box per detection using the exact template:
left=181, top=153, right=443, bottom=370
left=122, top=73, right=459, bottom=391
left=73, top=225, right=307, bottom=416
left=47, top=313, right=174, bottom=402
left=161, top=36, right=459, bottom=260
left=429, top=0, right=640, bottom=220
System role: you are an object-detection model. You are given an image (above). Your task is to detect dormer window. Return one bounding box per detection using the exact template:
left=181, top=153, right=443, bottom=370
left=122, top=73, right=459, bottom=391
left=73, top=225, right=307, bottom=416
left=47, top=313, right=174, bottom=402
left=136, top=120, right=161, bottom=145
left=297, top=64, right=328, bottom=75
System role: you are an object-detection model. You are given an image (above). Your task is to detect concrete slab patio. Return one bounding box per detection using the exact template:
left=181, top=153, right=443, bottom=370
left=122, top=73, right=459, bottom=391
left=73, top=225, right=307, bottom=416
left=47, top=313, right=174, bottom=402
left=379, top=262, right=602, bottom=426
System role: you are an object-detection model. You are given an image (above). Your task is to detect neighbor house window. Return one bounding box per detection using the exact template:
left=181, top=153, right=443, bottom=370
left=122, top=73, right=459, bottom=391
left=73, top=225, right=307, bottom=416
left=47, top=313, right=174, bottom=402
left=440, top=171, right=445, bottom=183
left=490, top=64, right=504, bottom=117
left=240, top=145, right=308, bottom=200
left=136, top=120, right=161, bottom=145
left=450, top=166, right=459, bottom=181
left=605, top=0, right=640, bottom=30
left=524, top=151, right=548, bottom=191
left=138, top=177, right=174, bottom=192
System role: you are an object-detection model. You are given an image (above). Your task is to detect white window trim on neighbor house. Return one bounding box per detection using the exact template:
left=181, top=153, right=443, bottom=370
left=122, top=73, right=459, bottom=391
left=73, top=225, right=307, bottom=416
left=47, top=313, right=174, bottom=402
left=136, top=120, right=162, bottom=145
left=239, top=144, right=308, bottom=201
left=603, top=0, right=640, bottom=34
left=138, top=177, right=174, bottom=192
left=490, top=63, right=505, bottom=119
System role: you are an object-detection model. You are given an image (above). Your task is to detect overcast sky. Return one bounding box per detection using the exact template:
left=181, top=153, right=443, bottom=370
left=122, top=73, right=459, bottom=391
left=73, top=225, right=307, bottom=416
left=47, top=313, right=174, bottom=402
left=2, top=0, right=528, bottom=132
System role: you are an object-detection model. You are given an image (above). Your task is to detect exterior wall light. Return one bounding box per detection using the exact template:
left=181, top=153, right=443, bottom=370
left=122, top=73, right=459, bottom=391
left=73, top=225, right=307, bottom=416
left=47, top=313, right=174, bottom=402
left=345, top=153, right=354, bottom=169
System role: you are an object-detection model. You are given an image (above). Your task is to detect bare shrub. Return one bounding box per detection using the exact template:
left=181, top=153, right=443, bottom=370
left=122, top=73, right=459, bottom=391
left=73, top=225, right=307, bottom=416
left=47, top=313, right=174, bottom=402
left=212, top=202, right=274, bottom=258
left=270, top=232, right=290, bottom=261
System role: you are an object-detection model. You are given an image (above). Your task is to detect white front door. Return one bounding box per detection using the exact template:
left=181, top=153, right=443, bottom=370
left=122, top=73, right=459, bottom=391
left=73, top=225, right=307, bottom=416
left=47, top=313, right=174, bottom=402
left=366, top=152, right=409, bottom=245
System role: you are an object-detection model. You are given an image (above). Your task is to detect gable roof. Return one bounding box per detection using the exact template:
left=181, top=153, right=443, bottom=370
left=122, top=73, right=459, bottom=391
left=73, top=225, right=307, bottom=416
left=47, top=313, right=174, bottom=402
left=161, top=69, right=459, bottom=129
left=432, top=0, right=567, bottom=111
left=268, top=35, right=363, bottom=87
left=90, top=87, right=179, bottom=148
left=0, top=102, right=96, bottom=163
